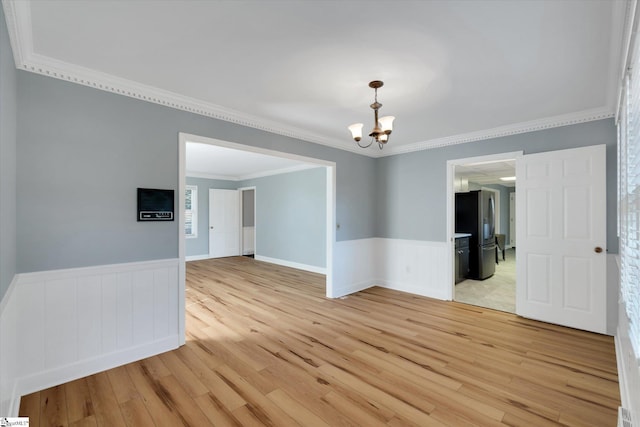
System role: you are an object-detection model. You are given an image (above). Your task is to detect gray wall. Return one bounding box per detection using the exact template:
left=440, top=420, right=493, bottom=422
left=13, top=68, right=618, bottom=275
left=242, top=189, right=255, bottom=227
left=185, top=170, right=326, bottom=269
left=0, top=6, right=17, bottom=300
left=185, top=176, right=238, bottom=257
left=17, top=72, right=376, bottom=273
left=241, top=167, right=327, bottom=268
left=376, top=119, right=619, bottom=253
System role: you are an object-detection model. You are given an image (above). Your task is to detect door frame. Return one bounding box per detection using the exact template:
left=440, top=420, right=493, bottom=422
left=178, top=132, right=337, bottom=344
left=446, top=151, right=523, bottom=301
left=238, top=186, right=256, bottom=256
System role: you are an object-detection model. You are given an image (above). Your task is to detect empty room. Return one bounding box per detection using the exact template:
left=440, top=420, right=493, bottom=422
left=0, top=1, right=638, bottom=426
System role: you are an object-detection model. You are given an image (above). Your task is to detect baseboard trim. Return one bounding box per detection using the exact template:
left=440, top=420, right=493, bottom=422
left=615, top=322, right=640, bottom=424
left=332, top=279, right=377, bottom=299
left=186, top=254, right=212, bottom=262
left=377, top=280, right=450, bottom=301
left=16, top=335, right=180, bottom=398
left=254, top=255, right=326, bottom=275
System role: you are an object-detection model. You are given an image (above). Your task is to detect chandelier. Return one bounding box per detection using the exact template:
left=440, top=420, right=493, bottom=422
left=348, top=80, right=395, bottom=149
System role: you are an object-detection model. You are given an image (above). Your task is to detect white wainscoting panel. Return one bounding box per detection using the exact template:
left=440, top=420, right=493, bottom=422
left=332, top=238, right=450, bottom=301
left=0, top=259, right=181, bottom=415
left=0, top=275, right=20, bottom=416
left=376, top=238, right=451, bottom=300
left=332, top=238, right=380, bottom=298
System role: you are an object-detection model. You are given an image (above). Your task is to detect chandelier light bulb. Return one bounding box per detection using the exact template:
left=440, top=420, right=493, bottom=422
left=379, top=116, right=395, bottom=134
left=348, top=123, right=364, bottom=142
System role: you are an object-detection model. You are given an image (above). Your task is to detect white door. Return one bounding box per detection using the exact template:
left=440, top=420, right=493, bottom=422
left=509, top=193, right=516, bottom=247
left=516, top=144, right=606, bottom=334
left=209, top=189, right=240, bottom=258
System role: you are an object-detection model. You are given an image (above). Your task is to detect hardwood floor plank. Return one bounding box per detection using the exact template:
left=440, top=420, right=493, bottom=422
left=64, top=378, right=95, bottom=423
left=106, top=365, right=140, bottom=405
left=18, top=391, right=40, bottom=426
left=85, top=372, right=126, bottom=426
left=119, top=398, right=155, bottom=427
left=19, top=257, right=620, bottom=426
left=124, top=362, right=186, bottom=427
left=194, top=392, right=245, bottom=427
left=40, top=385, right=68, bottom=427
left=266, top=388, right=331, bottom=427
left=174, top=344, right=247, bottom=410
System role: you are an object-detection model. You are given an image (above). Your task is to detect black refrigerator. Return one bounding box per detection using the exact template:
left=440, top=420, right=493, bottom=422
left=455, top=190, right=496, bottom=280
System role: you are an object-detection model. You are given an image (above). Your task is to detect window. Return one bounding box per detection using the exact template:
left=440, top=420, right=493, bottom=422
left=185, top=185, right=198, bottom=238
left=619, top=39, right=640, bottom=357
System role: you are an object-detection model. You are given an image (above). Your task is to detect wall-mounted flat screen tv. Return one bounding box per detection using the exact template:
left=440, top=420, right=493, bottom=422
left=137, top=188, right=174, bottom=221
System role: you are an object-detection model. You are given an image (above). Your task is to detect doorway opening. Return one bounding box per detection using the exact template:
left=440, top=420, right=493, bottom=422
left=177, top=133, right=336, bottom=343
left=239, top=187, right=256, bottom=258
left=447, top=151, right=522, bottom=313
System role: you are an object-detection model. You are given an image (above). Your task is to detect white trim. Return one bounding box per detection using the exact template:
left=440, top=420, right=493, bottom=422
left=17, top=335, right=179, bottom=399
left=0, top=274, right=20, bottom=416
left=447, top=151, right=524, bottom=301
left=255, top=255, right=326, bottom=275
left=178, top=134, right=187, bottom=346
left=0, top=273, right=18, bottom=318
left=383, top=108, right=613, bottom=157
left=615, top=310, right=640, bottom=424
left=15, top=258, right=179, bottom=283
left=182, top=133, right=336, bottom=167
left=1, top=0, right=617, bottom=159
left=615, top=0, right=638, bottom=123
left=185, top=254, right=212, bottom=262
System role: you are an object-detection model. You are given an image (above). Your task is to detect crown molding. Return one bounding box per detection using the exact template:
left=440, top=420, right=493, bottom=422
left=378, top=107, right=615, bottom=157
left=2, top=0, right=617, bottom=160
left=1, top=1, right=368, bottom=155
left=2, top=0, right=31, bottom=67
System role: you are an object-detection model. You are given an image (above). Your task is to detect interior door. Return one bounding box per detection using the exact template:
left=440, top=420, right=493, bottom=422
left=516, top=144, right=606, bottom=334
left=209, top=189, right=240, bottom=258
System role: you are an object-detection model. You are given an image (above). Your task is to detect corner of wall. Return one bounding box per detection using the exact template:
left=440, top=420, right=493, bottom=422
left=0, top=274, right=21, bottom=416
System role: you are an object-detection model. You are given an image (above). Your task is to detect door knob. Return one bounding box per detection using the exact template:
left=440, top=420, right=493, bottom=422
left=210, top=226, right=214, bottom=229
left=594, top=247, right=603, bottom=253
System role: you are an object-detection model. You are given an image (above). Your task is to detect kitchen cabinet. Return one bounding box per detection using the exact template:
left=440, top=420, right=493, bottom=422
left=455, top=236, right=470, bottom=284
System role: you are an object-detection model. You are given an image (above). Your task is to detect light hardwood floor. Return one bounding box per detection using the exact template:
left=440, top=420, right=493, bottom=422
left=20, top=256, right=620, bottom=426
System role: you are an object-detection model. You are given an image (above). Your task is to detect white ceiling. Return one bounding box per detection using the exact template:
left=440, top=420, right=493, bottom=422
left=186, top=142, right=316, bottom=180
left=455, top=159, right=516, bottom=188
left=3, top=0, right=626, bottom=157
